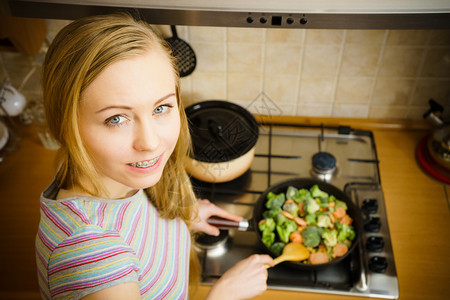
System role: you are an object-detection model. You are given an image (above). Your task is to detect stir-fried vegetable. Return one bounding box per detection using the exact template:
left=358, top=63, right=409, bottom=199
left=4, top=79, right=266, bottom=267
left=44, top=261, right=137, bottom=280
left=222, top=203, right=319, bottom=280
left=258, top=184, right=356, bottom=265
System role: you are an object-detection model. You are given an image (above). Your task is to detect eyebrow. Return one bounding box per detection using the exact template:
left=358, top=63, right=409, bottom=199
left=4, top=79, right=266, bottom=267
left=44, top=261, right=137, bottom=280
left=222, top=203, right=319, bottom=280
left=95, top=93, right=176, bottom=114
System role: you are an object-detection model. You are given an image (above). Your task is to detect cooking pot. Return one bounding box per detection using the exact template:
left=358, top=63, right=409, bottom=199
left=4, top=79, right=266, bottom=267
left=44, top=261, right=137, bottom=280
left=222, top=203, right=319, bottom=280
left=207, top=178, right=362, bottom=270
left=185, top=100, right=259, bottom=183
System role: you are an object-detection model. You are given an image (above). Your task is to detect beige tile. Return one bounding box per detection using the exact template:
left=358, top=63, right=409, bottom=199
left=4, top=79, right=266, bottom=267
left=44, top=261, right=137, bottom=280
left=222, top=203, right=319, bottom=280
left=227, top=28, right=264, bottom=43
left=420, top=48, right=450, bottom=77
left=296, top=103, right=333, bottom=117
left=227, top=43, right=263, bottom=73
left=368, top=106, right=408, bottom=119
left=264, top=44, right=301, bottom=75
left=266, top=28, right=304, bottom=44
left=227, top=73, right=262, bottom=101
left=372, top=78, right=414, bottom=105
left=341, top=45, right=381, bottom=76
left=191, top=72, right=226, bottom=101
left=429, top=30, right=450, bottom=45
left=332, top=104, right=369, bottom=118
left=1, top=52, right=33, bottom=89
left=378, top=47, right=423, bottom=77
left=335, top=77, right=373, bottom=104
left=299, top=78, right=335, bottom=104
left=179, top=76, right=193, bottom=105
left=190, top=42, right=225, bottom=72
left=305, top=29, right=344, bottom=45
left=240, top=92, right=284, bottom=116
left=45, top=19, right=71, bottom=42
left=263, top=75, right=299, bottom=103
left=346, top=30, right=386, bottom=45
left=406, top=105, right=430, bottom=120
left=387, top=30, right=429, bottom=45
left=302, top=46, right=340, bottom=78
left=411, top=79, right=450, bottom=105
left=189, top=26, right=226, bottom=42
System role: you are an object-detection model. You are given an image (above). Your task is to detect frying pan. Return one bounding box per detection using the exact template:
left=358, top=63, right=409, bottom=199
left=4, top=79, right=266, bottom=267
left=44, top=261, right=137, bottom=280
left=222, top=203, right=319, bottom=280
left=207, top=178, right=362, bottom=270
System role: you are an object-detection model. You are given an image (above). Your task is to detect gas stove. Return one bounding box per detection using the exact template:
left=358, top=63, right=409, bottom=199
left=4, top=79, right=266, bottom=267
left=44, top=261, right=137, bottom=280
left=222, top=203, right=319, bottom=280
left=192, top=122, right=399, bottom=299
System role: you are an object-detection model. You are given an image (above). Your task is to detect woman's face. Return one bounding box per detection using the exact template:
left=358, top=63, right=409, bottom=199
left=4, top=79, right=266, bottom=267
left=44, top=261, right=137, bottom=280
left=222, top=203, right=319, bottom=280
left=79, top=49, right=180, bottom=198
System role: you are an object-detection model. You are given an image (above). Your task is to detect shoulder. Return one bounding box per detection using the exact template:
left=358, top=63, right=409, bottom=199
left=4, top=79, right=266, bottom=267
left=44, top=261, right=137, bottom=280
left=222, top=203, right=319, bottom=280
left=46, top=224, right=140, bottom=299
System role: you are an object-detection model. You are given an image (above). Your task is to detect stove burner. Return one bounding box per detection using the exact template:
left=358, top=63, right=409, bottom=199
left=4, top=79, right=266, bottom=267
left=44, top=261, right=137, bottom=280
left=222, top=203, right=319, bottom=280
left=311, top=152, right=337, bottom=179
left=193, top=229, right=230, bottom=256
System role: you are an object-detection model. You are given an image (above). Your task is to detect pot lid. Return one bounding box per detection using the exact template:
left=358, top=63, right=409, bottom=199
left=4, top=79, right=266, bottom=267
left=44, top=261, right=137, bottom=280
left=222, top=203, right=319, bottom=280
left=185, top=100, right=259, bottom=163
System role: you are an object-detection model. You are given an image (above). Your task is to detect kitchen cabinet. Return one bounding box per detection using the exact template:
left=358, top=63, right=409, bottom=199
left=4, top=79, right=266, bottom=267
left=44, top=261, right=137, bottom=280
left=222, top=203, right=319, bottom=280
left=0, top=117, right=448, bottom=300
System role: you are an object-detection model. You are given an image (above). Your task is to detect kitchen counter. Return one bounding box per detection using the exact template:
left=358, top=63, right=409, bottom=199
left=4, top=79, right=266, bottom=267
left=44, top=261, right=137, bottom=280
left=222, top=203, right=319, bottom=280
left=0, top=117, right=449, bottom=300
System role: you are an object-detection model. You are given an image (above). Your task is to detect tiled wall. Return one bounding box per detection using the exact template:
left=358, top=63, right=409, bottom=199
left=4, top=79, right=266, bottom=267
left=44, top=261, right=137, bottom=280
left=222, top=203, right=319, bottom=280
left=1, top=19, right=450, bottom=120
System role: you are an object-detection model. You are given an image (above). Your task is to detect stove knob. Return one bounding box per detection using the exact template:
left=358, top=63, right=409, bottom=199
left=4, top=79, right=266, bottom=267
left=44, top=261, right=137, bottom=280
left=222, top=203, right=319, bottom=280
left=364, top=216, right=381, bottom=232
left=369, top=256, right=388, bottom=273
left=366, top=236, right=385, bottom=252
left=362, top=198, right=378, bottom=214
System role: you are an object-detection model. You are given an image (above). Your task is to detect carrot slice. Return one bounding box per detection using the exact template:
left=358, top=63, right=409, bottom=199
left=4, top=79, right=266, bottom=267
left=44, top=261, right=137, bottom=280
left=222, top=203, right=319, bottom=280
left=289, top=231, right=303, bottom=243
left=309, top=252, right=329, bottom=264
left=339, top=214, right=353, bottom=225
left=281, top=210, right=295, bottom=220
left=333, top=207, right=346, bottom=219
left=328, top=213, right=335, bottom=223
left=333, top=243, right=348, bottom=257
left=294, top=217, right=307, bottom=227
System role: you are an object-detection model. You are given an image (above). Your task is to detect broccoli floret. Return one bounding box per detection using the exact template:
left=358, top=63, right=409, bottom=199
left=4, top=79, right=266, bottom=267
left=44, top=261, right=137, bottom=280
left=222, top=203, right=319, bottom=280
left=317, top=215, right=332, bottom=228
left=261, top=231, right=275, bottom=248
left=305, top=213, right=317, bottom=225
left=276, top=219, right=297, bottom=243
left=337, top=224, right=356, bottom=242
left=282, top=201, right=299, bottom=217
left=294, top=188, right=313, bottom=203
left=335, top=199, right=348, bottom=210
left=265, top=192, right=285, bottom=209
left=310, top=184, right=329, bottom=199
left=301, top=226, right=322, bottom=248
left=258, top=218, right=276, bottom=233
left=270, top=242, right=286, bottom=256
left=286, top=186, right=298, bottom=199
left=274, top=212, right=288, bottom=225
left=262, top=207, right=282, bottom=219
left=322, top=230, right=338, bottom=247
left=305, top=198, right=320, bottom=214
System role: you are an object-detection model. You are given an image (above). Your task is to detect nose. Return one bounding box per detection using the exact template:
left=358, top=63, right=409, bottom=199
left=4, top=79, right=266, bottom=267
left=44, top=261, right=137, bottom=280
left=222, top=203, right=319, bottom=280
left=133, top=119, right=160, bottom=152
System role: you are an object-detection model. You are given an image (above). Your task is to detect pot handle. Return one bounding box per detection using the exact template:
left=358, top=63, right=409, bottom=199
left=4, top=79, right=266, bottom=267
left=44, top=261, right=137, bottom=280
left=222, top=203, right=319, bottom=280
left=207, top=216, right=249, bottom=231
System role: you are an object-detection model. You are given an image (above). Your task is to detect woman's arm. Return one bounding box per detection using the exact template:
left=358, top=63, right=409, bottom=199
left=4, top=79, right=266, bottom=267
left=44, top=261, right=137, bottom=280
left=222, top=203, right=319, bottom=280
left=80, top=282, right=141, bottom=300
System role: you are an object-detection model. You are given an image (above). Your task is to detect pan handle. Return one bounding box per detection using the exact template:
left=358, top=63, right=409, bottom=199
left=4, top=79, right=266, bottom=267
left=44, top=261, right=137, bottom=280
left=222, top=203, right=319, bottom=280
left=207, top=216, right=249, bottom=231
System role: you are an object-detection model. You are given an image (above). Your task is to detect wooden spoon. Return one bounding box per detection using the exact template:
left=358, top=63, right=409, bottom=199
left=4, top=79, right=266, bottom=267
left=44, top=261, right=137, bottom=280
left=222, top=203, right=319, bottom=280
left=266, top=243, right=310, bottom=268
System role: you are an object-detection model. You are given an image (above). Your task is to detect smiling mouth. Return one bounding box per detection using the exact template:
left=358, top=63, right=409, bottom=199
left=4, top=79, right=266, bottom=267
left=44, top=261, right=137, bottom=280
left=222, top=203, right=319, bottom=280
left=129, top=156, right=160, bottom=168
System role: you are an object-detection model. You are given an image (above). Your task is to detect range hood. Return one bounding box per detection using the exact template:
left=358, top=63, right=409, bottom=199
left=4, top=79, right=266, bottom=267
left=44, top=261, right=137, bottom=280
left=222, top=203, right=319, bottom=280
left=2, top=0, right=450, bottom=29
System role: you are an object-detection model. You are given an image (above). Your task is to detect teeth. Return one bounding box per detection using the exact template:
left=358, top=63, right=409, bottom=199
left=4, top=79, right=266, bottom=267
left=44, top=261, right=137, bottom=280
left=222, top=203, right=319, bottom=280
left=130, top=156, right=159, bottom=168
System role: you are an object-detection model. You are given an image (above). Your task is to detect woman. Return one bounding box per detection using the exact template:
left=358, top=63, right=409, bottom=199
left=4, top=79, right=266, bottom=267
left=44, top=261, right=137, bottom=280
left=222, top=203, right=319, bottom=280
left=35, top=12, right=273, bottom=300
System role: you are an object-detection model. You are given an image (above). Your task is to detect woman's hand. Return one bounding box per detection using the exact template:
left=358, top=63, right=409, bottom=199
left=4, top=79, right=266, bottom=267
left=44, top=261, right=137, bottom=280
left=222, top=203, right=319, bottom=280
left=191, top=199, right=243, bottom=236
left=207, top=254, right=274, bottom=300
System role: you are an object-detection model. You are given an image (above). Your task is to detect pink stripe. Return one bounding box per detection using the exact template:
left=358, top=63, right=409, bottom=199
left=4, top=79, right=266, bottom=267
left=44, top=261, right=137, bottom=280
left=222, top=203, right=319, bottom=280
left=159, top=221, right=181, bottom=298
left=61, top=202, right=90, bottom=224
left=41, top=205, right=71, bottom=236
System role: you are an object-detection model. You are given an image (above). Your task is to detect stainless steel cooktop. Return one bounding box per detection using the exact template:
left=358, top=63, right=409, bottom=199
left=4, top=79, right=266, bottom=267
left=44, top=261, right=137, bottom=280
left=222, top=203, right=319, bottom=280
left=192, top=122, right=399, bottom=299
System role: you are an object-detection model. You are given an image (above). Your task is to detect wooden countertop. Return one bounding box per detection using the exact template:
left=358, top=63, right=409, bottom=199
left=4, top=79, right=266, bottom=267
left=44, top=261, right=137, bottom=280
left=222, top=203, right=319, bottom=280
left=1, top=117, right=449, bottom=300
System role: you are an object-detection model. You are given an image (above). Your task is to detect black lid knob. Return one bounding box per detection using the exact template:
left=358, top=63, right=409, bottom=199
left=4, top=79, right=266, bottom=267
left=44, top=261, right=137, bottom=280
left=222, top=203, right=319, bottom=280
left=364, top=216, right=381, bottom=232
left=369, top=256, right=388, bottom=273
left=362, top=199, right=378, bottom=214
left=366, top=236, right=385, bottom=252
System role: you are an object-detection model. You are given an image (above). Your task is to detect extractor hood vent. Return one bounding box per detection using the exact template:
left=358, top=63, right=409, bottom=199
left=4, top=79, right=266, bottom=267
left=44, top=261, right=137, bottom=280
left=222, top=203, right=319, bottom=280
left=3, top=0, right=450, bottom=29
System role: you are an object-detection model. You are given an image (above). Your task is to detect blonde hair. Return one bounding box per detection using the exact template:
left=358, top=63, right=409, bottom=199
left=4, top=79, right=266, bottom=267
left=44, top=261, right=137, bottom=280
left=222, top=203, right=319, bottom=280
left=42, top=12, right=199, bottom=290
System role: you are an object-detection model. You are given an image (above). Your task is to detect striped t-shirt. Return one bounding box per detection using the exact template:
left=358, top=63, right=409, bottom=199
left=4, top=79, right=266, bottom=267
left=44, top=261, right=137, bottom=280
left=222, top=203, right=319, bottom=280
left=35, top=180, right=191, bottom=299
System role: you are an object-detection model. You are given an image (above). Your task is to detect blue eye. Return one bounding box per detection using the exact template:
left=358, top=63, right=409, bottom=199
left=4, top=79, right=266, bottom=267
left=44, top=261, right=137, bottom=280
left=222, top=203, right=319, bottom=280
left=105, top=115, right=127, bottom=127
left=154, top=105, right=169, bottom=114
